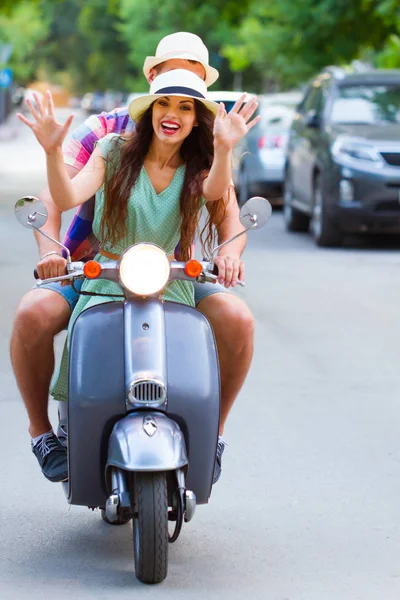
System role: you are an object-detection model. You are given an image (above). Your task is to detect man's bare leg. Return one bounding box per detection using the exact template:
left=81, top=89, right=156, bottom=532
left=10, top=289, right=70, bottom=438
left=196, top=293, right=254, bottom=436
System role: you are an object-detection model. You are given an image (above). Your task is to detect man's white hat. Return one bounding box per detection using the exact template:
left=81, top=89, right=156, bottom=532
left=129, top=69, right=220, bottom=122
left=143, top=32, right=219, bottom=88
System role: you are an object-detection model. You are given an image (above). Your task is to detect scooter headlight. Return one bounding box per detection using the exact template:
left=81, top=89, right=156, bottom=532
left=119, top=243, right=170, bottom=296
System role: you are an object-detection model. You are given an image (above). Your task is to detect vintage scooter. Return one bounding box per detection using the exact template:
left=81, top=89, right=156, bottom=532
left=14, top=195, right=271, bottom=584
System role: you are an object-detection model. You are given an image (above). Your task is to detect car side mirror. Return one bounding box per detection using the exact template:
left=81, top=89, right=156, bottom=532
left=305, top=110, right=320, bottom=129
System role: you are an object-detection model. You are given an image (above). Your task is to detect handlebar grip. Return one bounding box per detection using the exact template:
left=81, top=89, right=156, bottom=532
left=34, top=269, right=39, bottom=280
left=212, top=264, right=219, bottom=276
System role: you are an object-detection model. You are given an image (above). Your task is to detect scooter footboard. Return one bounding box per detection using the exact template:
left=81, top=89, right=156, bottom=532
left=106, top=411, right=188, bottom=480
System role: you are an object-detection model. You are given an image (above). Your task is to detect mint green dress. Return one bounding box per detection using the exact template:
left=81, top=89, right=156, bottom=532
left=52, top=133, right=195, bottom=402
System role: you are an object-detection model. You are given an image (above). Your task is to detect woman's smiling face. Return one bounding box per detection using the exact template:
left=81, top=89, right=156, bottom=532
left=152, top=96, right=198, bottom=144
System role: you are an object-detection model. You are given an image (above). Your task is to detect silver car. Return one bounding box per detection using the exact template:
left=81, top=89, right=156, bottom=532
left=232, top=92, right=303, bottom=205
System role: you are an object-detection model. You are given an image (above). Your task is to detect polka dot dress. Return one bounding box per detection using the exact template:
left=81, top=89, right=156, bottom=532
left=52, top=133, right=195, bottom=402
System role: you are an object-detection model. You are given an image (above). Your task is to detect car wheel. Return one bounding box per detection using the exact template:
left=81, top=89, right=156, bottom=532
left=311, top=174, right=343, bottom=247
left=283, top=168, right=310, bottom=232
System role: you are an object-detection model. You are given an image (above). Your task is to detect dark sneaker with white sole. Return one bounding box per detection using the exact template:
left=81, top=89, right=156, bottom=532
left=213, top=437, right=227, bottom=484
left=31, top=432, right=68, bottom=482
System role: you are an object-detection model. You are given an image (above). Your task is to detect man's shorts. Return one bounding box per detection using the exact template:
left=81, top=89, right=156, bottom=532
left=39, top=279, right=228, bottom=313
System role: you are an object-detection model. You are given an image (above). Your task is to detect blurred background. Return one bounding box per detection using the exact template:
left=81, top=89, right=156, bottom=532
left=1, top=0, right=400, bottom=212
left=0, top=0, right=399, bottom=119
left=2, top=3, right=400, bottom=599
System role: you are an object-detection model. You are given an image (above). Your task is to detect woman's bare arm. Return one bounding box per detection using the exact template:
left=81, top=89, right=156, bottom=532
left=17, top=90, right=106, bottom=211
left=46, top=145, right=105, bottom=211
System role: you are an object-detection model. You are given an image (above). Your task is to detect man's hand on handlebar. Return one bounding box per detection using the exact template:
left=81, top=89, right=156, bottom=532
left=36, top=252, right=67, bottom=280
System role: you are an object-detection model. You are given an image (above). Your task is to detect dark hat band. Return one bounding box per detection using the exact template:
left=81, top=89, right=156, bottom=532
left=154, top=86, right=205, bottom=99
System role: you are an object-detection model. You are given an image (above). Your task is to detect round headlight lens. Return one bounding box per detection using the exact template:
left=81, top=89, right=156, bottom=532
left=119, top=244, right=170, bottom=296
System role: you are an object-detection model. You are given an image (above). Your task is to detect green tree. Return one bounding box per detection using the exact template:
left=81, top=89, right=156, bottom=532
left=77, top=0, right=133, bottom=91
left=222, top=0, right=398, bottom=90
left=0, top=0, right=39, bottom=15
left=0, top=2, right=49, bottom=83
left=118, top=0, right=253, bottom=90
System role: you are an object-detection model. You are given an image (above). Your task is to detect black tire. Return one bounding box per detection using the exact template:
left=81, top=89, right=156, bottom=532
left=100, top=509, right=131, bottom=526
left=132, top=472, right=168, bottom=584
left=311, top=174, right=343, bottom=247
left=283, top=169, right=310, bottom=232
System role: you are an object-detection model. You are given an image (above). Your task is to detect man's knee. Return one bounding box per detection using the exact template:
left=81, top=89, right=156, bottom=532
left=13, top=289, right=70, bottom=337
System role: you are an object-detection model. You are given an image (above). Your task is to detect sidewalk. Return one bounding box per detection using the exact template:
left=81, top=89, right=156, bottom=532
left=0, top=111, right=19, bottom=142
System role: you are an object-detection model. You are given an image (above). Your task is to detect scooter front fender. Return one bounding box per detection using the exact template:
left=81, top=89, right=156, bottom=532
left=106, top=412, right=188, bottom=472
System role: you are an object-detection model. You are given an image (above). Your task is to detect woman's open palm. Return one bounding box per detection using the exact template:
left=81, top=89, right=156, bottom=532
left=213, top=94, right=260, bottom=152
left=17, top=90, right=74, bottom=155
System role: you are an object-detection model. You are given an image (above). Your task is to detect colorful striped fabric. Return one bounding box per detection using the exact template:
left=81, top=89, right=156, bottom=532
left=62, top=108, right=135, bottom=260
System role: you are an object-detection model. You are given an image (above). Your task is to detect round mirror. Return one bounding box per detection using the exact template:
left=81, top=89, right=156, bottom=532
left=239, top=196, right=272, bottom=230
left=14, top=196, right=48, bottom=229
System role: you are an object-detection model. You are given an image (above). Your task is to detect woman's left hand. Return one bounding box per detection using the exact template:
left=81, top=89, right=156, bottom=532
left=214, top=254, right=245, bottom=288
left=213, top=94, right=261, bottom=152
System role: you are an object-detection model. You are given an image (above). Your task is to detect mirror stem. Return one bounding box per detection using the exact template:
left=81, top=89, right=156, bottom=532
left=30, top=225, right=71, bottom=264
left=209, top=223, right=257, bottom=264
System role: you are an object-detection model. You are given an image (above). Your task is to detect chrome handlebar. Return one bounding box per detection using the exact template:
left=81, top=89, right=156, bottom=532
left=34, top=259, right=245, bottom=288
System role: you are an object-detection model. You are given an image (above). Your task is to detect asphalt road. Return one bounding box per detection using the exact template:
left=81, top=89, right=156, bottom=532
left=1, top=109, right=400, bottom=599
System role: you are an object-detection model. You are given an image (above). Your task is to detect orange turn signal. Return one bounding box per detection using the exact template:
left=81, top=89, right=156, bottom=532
left=83, top=260, right=102, bottom=279
left=184, top=259, right=203, bottom=278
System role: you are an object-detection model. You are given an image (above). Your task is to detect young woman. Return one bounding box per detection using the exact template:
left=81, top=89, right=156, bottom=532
left=18, top=69, right=259, bottom=404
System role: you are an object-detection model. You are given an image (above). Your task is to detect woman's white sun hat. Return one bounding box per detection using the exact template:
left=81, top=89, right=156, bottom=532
left=143, top=32, right=219, bottom=88
left=128, top=69, right=220, bottom=122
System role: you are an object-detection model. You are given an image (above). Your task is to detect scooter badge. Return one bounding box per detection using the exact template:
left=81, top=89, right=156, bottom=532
left=143, top=415, right=157, bottom=437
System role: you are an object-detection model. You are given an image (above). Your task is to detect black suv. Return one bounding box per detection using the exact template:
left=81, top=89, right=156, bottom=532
left=283, top=68, right=400, bottom=246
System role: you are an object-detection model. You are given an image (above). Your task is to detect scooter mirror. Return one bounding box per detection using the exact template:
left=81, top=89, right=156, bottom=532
left=239, top=197, right=272, bottom=230
left=14, top=196, right=48, bottom=229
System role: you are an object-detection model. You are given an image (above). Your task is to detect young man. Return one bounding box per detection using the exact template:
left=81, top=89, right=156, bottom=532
left=10, top=32, right=254, bottom=484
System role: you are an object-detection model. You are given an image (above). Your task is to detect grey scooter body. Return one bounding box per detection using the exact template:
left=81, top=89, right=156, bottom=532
left=15, top=194, right=271, bottom=584
left=64, top=296, right=220, bottom=509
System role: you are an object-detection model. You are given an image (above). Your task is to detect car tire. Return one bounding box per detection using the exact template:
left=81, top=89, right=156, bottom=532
left=283, top=169, right=310, bottom=232
left=311, top=174, right=343, bottom=247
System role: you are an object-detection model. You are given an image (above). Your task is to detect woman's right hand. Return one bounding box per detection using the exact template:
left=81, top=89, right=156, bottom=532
left=17, top=90, right=74, bottom=155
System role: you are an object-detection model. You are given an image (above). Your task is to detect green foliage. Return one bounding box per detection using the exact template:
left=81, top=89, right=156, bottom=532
left=1, top=0, right=400, bottom=94
left=0, top=0, right=39, bottom=15
left=77, top=0, right=133, bottom=91
left=118, top=0, right=253, bottom=90
left=377, top=34, right=400, bottom=68
left=221, top=0, right=399, bottom=89
left=0, top=2, right=49, bottom=82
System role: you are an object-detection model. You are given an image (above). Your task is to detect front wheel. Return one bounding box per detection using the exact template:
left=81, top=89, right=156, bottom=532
left=132, top=472, right=168, bottom=584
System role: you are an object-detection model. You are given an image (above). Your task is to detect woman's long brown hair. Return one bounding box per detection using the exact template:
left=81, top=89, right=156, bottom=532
left=100, top=99, right=229, bottom=260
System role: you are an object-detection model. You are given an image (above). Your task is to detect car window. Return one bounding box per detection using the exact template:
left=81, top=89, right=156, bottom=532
left=260, top=105, right=295, bottom=133
left=330, top=84, right=400, bottom=124
left=253, top=104, right=296, bottom=149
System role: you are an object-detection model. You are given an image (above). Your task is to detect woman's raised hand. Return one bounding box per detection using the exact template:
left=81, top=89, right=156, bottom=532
left=17, top=90, right=74, bottom=155
left=213, top=94, right=261, bottom=152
